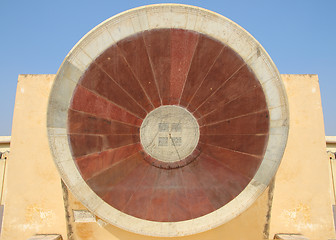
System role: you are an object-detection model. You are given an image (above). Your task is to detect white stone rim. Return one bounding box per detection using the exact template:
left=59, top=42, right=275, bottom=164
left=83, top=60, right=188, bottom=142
left=47, top=3, right=289, bottom=237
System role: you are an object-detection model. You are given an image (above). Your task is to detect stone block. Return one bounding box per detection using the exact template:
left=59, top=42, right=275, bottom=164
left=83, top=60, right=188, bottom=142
left=274, top=233, right=309, bottom=240
left=27, top=234, right=62, bottom=240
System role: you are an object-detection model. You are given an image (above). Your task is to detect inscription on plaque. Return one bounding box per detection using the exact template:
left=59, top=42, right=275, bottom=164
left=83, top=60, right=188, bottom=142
left=158, top=137, right=169, bottom=146
left=171, top=123, right=182, bottom=132
left=158, top=123, right=169, bottom=132
left=73, top=210, right=96, bottom=222
left=158, top=123, right=182, bottom=147
left=171, top=137, right=182, bottom=146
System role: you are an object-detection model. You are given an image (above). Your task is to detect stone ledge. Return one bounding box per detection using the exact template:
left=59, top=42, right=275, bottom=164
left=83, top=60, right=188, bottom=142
left=274, top=233, right=309, bottom=240
left=27, top=234, right=62, bottom=240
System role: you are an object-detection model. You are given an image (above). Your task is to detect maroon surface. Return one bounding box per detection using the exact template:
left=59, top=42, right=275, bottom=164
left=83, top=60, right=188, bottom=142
left=143, top=148, right=201, bottom=169
left=68, top=28, right=269, bottom=222
left=95, top=45, right=154, bottom=112
left=170, top=29, right=199, bottom=105
left=117, top=33, right=161, bottom=108
left=71, top=85, right=142, bottom=126
left=143, top=29, right=171, bottom=105
left=179, top=34, right=224, bottom=107
left=75, top=143, right=142, bottom=180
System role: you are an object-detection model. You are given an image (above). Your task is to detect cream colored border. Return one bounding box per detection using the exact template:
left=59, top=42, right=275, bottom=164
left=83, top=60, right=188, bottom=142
left=47, top=4, right=289, bottom=237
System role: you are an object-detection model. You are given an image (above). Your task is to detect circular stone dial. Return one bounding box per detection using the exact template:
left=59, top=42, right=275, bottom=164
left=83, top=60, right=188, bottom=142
left=48, top=4, right=289, bottom=237
left=68, top=28, right=269, bottom=222
left=140, top=106, right=199, bottom=164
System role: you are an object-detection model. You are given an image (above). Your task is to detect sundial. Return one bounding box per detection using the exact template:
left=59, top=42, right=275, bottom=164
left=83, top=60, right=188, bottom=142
left=47, top=4, right=289, bottom=237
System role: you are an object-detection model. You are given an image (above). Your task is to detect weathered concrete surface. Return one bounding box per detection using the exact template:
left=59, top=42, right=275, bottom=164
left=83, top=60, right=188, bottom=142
left=1, top=75, right=67, bottom=240
left=269, top=74, right=335, bottom=239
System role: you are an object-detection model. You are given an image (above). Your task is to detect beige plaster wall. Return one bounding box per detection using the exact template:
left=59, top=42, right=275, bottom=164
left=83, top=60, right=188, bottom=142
left=269, top=74, right=335, bottom=239
left=0, top=75, right=67, bottom=240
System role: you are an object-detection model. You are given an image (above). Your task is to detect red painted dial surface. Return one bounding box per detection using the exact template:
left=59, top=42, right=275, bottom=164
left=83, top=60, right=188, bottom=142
left=68, top=28, right=269, bottom=222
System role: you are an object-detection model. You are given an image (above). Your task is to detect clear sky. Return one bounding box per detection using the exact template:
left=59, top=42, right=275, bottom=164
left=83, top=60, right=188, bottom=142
left=0, top=0, right=335, bottom=136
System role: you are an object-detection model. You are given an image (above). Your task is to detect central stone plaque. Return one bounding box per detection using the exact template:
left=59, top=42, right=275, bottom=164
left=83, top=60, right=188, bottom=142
left=140, top=105, right=199, bottom=164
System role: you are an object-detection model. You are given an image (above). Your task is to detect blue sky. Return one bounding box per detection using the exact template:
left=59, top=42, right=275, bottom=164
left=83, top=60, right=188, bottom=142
left=0, top=0, right=335, bottom=136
